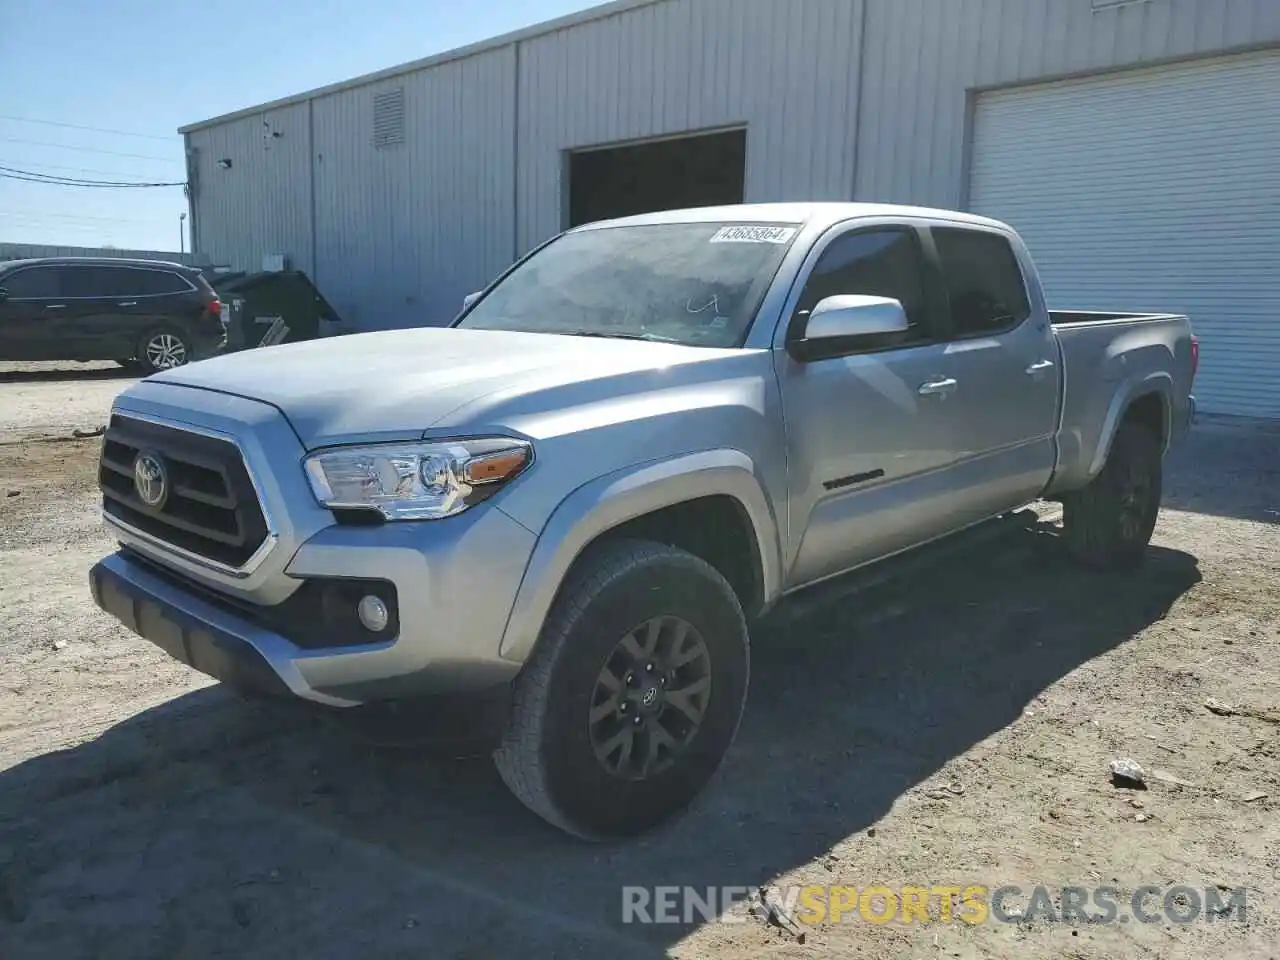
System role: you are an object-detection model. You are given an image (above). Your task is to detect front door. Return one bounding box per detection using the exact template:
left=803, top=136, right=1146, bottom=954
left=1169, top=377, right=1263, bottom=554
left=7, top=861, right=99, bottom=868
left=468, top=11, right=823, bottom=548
left=0, top=265, right=70, bottom=360
left=775, top=224, right=968, bottom=589
left=55, top=265, right=137, bottom=359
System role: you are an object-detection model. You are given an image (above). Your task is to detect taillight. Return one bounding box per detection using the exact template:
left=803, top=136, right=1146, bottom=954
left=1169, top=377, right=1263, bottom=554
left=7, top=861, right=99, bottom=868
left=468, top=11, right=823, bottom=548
left=1190, top=335, right=1199, bottom=382
left=206, top=296, right=222, bottom=317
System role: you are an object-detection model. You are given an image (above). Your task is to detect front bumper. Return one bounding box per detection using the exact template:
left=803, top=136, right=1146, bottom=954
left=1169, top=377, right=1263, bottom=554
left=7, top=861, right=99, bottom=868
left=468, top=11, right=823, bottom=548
left=92, top=512, right=534, bottom=707
left=91, top=554, right=294, bottom=699
left=96, top=383, right=538, bottom=707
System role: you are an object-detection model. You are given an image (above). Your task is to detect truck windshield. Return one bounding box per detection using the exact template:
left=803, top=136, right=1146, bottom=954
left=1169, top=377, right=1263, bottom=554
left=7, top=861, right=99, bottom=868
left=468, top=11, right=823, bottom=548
left=456, top=221, right=800, bottom=347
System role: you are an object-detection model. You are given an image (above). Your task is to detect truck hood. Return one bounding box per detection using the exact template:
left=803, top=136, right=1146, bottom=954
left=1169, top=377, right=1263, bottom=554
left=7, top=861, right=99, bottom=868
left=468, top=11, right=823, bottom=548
left=148, top=327, right=757, bottom=448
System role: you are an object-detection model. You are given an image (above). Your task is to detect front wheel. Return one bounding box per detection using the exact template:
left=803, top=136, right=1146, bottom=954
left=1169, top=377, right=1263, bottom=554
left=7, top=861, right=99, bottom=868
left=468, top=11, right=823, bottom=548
left=1062, top=421, right=1163, bottom=568
left=136, top=328, right=191, bottom=374
left=493, top=539, right=750, bottom=840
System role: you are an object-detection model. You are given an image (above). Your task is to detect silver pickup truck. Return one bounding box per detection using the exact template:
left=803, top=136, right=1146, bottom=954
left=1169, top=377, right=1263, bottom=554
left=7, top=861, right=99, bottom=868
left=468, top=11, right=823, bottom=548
left=89, top=203, right=1197, bottom=839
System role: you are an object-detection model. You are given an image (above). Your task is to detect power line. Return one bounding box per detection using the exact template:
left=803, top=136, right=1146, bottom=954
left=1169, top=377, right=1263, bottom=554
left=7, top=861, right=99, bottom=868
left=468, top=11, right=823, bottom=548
left=0, top=172, right=186, bottom=188
left=0, top=165, right=186, bottom=188
left=0, top=136, right=181, bottom=163
left=0, top=113, right=174, bottom=142
left=0, top=210, right=175, bottom=225
left=0, top=158, right=173, bottom=178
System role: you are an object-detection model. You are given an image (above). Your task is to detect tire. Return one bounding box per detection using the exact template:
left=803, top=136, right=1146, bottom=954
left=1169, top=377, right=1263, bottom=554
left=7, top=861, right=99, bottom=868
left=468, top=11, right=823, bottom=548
left=493, top=539, right=750, bottom=840
left=136, top=328, right=191, bottom=374
left=1062, top=421, right=1163, bottom=569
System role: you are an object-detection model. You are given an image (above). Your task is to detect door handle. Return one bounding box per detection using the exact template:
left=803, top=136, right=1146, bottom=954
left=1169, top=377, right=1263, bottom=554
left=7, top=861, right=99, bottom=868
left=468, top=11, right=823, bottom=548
left=44, top=303, right=66, bottom=310
left=918, top=377, right=958, bottom=397
left=1025, top=359, right=1055, bottom=374
left=118, top=301, right=137, bottom=307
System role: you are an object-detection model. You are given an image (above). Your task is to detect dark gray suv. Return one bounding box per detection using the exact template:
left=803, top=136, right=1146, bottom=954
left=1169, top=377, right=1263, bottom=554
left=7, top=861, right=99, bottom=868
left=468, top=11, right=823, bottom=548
left=0, top=257, right=226, bottom=373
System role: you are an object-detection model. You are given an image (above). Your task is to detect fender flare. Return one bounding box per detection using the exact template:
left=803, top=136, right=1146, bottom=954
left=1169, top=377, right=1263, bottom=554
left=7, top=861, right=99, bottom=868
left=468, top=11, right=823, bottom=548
left=1087, top=372, right=1172, bottom=479
left=497, top=449, right=782, bottom=664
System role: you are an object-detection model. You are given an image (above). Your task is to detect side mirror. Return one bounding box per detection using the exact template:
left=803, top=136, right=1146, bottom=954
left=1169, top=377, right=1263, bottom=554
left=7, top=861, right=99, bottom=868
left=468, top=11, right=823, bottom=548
left=789, top=295, right=909, bottom=361
left=461, top=290, right=482, bottom=311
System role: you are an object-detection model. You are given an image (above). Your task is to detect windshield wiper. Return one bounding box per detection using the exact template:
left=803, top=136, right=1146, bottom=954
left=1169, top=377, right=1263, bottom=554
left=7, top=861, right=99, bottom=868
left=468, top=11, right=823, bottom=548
left=562, top=329, right=683, bottom=344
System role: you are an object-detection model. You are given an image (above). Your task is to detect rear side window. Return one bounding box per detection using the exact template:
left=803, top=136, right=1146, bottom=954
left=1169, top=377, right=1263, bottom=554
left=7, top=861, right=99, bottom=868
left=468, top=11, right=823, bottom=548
left=933, top=228, right=1031, bottom=337
left=792, top=228, right=930, bottom=343
left=2, top=267, right=60, bottom=299
left=58, top=266, right=133, bottom=298
left=131, top=269, right=193, bottom=295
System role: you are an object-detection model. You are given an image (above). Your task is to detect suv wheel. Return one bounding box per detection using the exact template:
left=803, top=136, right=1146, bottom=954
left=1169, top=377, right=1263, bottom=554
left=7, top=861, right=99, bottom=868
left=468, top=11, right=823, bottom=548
left=493, top=539, right=750, bottom=840
left=1063, top=421, right=1163, bottom=568
left=138, top=329, right=190, bottom=373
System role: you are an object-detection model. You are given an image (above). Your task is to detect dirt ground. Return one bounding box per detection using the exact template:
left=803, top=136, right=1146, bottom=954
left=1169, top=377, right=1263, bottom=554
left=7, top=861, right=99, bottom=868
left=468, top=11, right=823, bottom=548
left=1, top=364, right=1277, bottom=959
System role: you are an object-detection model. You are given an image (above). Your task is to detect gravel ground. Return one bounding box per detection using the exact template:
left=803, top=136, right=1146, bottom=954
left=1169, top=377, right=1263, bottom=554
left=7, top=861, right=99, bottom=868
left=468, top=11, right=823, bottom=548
left=0, top=362, right=135, bottom=443
left=0, top=368, right=1277, bottom=959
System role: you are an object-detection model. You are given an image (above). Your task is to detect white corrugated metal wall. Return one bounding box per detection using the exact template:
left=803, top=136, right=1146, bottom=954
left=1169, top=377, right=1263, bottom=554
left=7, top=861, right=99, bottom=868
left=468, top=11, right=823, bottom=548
left=970, top=49, right=1280, bottom=418
left=515, top=0, right=864, bottom=253
left=189, top=102, right=312, bottom=277
left=311, top=47, right=516, bottom=329
left=856, top=0, right=1280, bottom=207
left=184, top=0, right=1280, bottom=411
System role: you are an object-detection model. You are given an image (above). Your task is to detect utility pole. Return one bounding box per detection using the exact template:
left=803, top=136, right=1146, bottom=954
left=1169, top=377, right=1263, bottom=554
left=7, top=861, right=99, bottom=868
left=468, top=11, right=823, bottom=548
left=179, top=212, right=187, bottom=257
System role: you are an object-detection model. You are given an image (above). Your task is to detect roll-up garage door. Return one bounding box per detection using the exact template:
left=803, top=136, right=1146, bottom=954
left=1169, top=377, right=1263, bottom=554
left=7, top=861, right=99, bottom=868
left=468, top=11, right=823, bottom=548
left=969, top=49, right=1280, bottom=418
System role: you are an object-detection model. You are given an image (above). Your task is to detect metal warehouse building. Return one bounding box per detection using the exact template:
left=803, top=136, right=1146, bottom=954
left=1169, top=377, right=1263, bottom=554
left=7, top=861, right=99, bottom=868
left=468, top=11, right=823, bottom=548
left=181, top=0, right=1280, bottom=418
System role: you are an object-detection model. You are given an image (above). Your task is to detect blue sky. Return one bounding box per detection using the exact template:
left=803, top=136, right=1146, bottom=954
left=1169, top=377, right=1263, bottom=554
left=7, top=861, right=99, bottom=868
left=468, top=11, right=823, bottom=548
left=0, top=0, right=595, bottom=251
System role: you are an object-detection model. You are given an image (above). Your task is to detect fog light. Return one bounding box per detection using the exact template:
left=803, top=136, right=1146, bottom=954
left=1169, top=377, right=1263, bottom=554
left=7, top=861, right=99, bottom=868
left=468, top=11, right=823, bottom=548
left=357, top=594, right=389, bottom=633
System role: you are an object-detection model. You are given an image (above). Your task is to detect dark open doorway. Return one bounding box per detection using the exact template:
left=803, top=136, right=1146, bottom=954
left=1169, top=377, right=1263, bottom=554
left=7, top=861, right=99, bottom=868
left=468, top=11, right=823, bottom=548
left=566, top=128, right=747, bottom=228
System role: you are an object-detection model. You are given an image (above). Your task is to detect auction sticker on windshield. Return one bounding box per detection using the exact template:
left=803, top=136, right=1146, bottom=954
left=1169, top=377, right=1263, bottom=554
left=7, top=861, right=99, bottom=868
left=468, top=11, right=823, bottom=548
left=709, top=225, right=798, bottom=244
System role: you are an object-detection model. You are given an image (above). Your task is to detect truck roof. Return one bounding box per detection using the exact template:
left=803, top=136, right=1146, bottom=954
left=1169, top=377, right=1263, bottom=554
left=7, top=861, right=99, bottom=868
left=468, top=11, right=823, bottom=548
left=575, top=201, right=1012, bottom=234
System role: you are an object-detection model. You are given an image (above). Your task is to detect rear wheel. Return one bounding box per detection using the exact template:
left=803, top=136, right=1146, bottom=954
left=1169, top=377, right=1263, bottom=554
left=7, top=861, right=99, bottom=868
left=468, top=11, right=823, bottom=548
left=136, top=328, right=190, bottom=374
left=1063, top=421, right=1163, bottom=568
left=493, top=539, right=750, bottom=840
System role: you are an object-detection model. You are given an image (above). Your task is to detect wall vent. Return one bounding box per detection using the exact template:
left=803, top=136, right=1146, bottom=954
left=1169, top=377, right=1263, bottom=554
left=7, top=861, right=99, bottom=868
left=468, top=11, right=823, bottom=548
left=373, top=88, right=405, bottom=149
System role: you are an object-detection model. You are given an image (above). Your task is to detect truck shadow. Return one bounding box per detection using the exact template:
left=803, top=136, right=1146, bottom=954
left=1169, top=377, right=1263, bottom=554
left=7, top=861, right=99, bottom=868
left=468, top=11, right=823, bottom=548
left=0, top=364, right=135, bottom=384
left=0, top=531, right=1200, bottom=957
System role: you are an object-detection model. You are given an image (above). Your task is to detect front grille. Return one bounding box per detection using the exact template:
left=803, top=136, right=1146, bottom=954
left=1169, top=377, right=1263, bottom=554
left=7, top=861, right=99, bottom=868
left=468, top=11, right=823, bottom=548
left=99, top=415, right=269, bottom=568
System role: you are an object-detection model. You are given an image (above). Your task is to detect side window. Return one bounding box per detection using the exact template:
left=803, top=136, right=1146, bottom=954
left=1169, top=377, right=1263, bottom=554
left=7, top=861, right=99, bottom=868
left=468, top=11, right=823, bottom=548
left=91, top=267, right=141, bottom=298
left=2, top=267, right=61, bottom=299
left=932, top=228, right=1031, bottom=337
left=791, top=228, right=930, bottom=346
left=132, top=269, right=192, bottom=296
left=58, top=266, right=128, bottom=298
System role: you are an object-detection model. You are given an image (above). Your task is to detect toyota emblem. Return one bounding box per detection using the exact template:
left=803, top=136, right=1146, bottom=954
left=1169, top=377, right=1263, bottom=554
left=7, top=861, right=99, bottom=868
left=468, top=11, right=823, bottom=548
left=133, top=453, right=169, bottom=509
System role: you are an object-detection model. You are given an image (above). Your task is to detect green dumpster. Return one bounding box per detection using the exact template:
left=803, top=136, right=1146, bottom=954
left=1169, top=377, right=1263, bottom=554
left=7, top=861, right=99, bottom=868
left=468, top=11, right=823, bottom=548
left=205, top=270, right=346, bottom=352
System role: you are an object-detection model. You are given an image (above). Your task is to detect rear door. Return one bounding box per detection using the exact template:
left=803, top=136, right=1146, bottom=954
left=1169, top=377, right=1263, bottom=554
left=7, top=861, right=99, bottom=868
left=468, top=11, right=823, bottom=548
left=925, top=224, right=1060, bottom=516
left=55, top=265, right=135, bottom=358
left=124, top=267, right=199, bottom=332
left=774, top=222, right=967, bottom=587
left=0, top=265, right=71, bottom=359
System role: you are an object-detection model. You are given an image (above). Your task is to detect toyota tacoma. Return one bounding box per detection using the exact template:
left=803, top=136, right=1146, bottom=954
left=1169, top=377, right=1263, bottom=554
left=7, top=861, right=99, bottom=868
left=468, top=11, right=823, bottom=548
left=89, top=203, right=1197, bottom=839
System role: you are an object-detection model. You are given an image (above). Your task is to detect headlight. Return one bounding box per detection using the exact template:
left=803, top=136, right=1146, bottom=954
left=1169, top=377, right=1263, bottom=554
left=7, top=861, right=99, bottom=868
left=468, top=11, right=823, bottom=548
left=303, top=437, right=532, bottom=520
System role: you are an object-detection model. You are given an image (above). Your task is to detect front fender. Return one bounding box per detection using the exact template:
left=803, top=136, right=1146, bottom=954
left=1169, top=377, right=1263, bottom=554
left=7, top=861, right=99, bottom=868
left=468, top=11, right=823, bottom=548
left=496, top=449, right=782, bottom=664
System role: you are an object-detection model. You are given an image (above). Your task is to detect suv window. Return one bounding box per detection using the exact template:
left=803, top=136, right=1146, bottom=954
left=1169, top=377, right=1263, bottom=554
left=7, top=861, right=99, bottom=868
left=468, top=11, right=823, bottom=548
left=58, top=266, right=133, bottom=298
left=54, top=265, right=192, bottom=299
left=2, top=266, right=61, bottom=299
left=932, top=228, right=1031, bottom=337
left=131, top=269, right=192, bottom=296
left=791, top=228, right=930, bottom=346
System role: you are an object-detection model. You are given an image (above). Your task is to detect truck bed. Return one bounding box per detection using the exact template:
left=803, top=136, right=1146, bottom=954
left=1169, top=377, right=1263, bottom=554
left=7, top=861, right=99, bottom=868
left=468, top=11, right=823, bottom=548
left=1045, top=309, right=1195, bottom=498
left=1050, top=310, right=1185, bottom=326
